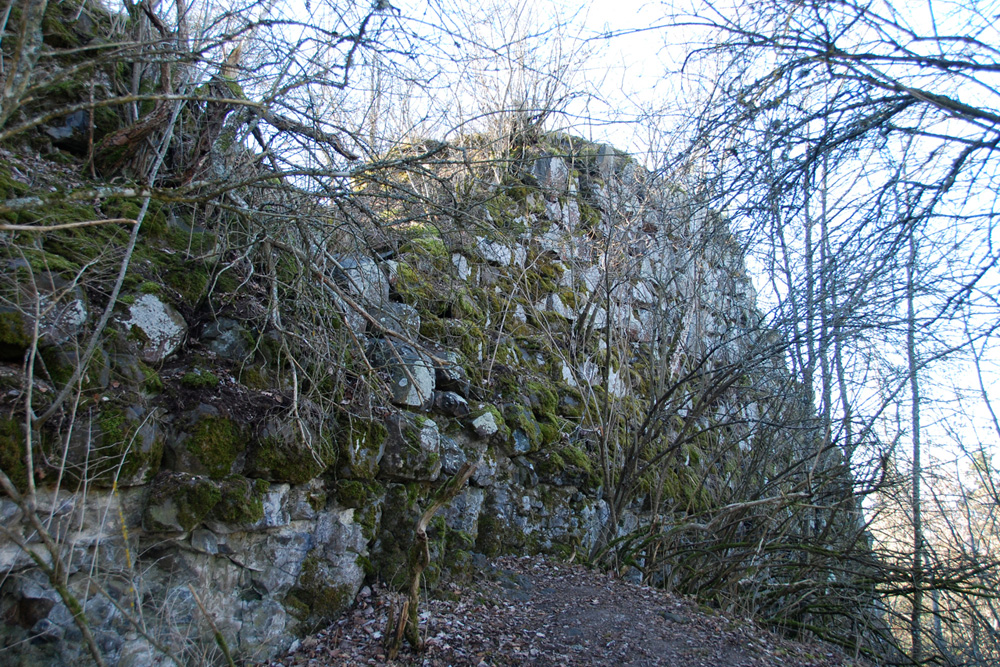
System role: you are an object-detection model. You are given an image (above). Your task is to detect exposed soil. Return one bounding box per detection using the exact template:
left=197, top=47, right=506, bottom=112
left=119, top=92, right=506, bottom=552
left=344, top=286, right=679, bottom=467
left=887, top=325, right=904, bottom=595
left=261, top=555, right=874, bottom=667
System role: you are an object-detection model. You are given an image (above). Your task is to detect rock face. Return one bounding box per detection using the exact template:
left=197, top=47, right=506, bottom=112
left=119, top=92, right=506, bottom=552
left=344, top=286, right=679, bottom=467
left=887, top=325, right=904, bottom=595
left=0, top=132, right=857, bottom=666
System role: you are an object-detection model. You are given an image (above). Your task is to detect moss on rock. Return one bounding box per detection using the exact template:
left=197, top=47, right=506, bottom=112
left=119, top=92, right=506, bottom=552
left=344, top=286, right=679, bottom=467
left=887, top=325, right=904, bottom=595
left=143, top=472, right=222, bottom=532
left=503, top=403, right=542, bottom=452
left=336, top=480, right=384, bottom=540
left=180, top=368, right=219, bottom=389
left=0, top=310, right=31, bottom=361
left=210, top=476, right=269, bottom=525
left=0, top=418, right=28, bottom=492
left=285, top=552, right=357, bottom=631
left=186, top=415, right=242, bottom=479
left=336, top=413, right=388, bottom=480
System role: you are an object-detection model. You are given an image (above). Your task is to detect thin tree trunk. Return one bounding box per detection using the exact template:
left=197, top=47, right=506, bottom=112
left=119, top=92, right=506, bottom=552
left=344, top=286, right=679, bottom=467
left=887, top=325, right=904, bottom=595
left=907, top=232, right=924, bottom=664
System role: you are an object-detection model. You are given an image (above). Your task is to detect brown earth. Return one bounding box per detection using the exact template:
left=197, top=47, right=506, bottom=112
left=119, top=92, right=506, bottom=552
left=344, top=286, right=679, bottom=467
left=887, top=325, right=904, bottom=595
left=259, top=555, right=875, bottom=667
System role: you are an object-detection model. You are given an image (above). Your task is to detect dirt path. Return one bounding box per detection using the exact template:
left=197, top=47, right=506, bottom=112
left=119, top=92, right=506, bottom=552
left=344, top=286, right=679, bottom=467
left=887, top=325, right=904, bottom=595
left=261, top=556, right=873, bottom=666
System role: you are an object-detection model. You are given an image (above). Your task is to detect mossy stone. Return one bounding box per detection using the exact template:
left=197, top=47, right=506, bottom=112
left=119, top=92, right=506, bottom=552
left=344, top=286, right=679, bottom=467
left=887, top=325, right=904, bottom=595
left=336, top=414, right=388, bottom=480
left=186, top=416, right=242, bottom=479
left=210, top=476, right=269, bottom=525
left=503, top=403, right=542, bottom=452
left=143, top=472, right=222, bottom=532
left=248, top=417, right=338, bottom=484
left=335, top=480, right=384, bottom=540
left=0, top=418, right=28, bottom=492
left=285, top=552, right=357, bottom=631
left=180, top=369, right=219, bottom=389
left=0, top=310, right=31, bottom=361
left=525, top=380, right=559, bottom=420
left=56, top=404, right=165, bottom=488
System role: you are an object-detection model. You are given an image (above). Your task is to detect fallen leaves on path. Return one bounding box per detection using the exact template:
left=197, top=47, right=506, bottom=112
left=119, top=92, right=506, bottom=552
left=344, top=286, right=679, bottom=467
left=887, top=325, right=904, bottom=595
left=260, top=555, right=874, bottom=666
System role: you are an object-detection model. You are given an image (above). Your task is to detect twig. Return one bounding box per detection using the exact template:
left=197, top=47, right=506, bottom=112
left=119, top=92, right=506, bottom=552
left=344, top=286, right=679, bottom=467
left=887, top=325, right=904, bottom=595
left=0, top=218, right=137, bottom=232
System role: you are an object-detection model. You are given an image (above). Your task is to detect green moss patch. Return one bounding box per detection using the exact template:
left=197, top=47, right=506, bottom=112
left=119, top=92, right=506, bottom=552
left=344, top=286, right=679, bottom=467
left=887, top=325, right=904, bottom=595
left=186, top=416, right=242, bottom=479
left=210, top=476, right=269, bottom=525
left=0, top=310, right=31, bottom=361
left=0, top=418, right=28, bottom=492
left=180, top=369, right=219, bottom=389
left=143, top=472, right=222, bottom=532
left=336, top=414, right=388, bottom=481
left=503, top=403, right=542, bottom=452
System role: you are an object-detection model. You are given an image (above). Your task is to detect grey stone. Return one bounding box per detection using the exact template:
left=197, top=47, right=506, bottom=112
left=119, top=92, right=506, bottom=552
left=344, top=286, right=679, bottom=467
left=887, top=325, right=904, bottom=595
left=472, top=411, right=499, bottom=438
left=380, top=413, right=442, bottom=482
left=332, top=292, right=368, bottom=334
left=372, top=302, right=420, bottom=337
left=434, top=390, right=470, bottom=417
left=191, top=528, right=219, bottom=554
left=435, top=351, right=470, bottom=396
left=45, top=110, right=90, bottom=154
left=530, top=156, right=570, bottom=196
left=287, top=479, right=328, bottom=520
left=475, top=236, right=515, bottom=266
left=118, top=294, right=187, bottom=364
left=203, top=317, right=249, bottom=360
left=369, top=339, right=435, bottom=408
left=143, top=471, right=218, bottom=533
left=442, top=487, right=484, bottom=539
left=440, top=434, right=467, bottom=474
left=595, top=143, right=618, bottom=178
left=334, top=255, right=389, bottom=306
left=259, top=483, right=291, bottom=528
left=472, top=452, right=497, bottom=487
left=534, top=293, right=576, bottom=320
left=452, top=253, right=472, bottom=281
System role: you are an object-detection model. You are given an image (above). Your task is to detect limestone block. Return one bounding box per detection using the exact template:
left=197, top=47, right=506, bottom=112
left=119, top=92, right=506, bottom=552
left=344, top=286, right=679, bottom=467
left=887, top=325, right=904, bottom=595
left=534, top=293, right=576, bottom=320
left=451, top=252, right=472, bottom=281
left=472, top=410, right=499, bottom=438
left=143, top=471, right=220, bottom=533
left=118, top=293, right=187, bottom=364
left=562, top=198, right=581, bottom=230
left=475, top=237, right=527, bottom=267
left=434, top=390, right=470, bottom=417
left=371, top=302, right=420, bottom=337
left=475, top=236, right=513, bottom=265
left=202, top=317, right=249, bottom=360
left=594, top=143, right=618, bottom=178
left=369, top=338, right=435, bottom=408
left=380, top=413, right=442, bottom=482
left=544, top=199, right=563, bottom=221
left=530, top=155, right=570, bottom=197
left=435, top=351, right=471, bottom=396
left=333, top=255, right=389, bottom=306
left=442, top=486, right=484, bottom=539
left=632, top=280, right=656, bottom=306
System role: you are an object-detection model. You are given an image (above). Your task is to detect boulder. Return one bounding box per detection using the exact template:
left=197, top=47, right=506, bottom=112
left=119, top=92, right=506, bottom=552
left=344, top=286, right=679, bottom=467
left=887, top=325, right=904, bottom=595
left=371, top=302, right=420, bottom=337
left=118, top=294, right=187, bottom=364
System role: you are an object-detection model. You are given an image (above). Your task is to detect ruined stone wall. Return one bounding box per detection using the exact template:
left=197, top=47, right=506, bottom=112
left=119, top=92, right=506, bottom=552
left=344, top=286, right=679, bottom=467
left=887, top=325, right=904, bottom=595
left=0, top=133, right=837, bottom=665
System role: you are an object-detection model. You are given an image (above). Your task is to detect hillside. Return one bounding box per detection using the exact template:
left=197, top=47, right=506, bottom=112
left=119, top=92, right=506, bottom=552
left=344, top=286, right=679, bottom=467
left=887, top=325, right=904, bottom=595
left=0, top=2, right=880, bottom=665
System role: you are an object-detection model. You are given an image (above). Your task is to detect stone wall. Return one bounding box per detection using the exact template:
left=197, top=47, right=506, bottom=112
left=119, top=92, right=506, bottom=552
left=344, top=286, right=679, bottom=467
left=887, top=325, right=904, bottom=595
left=0, top=134, right=843, bottom=665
